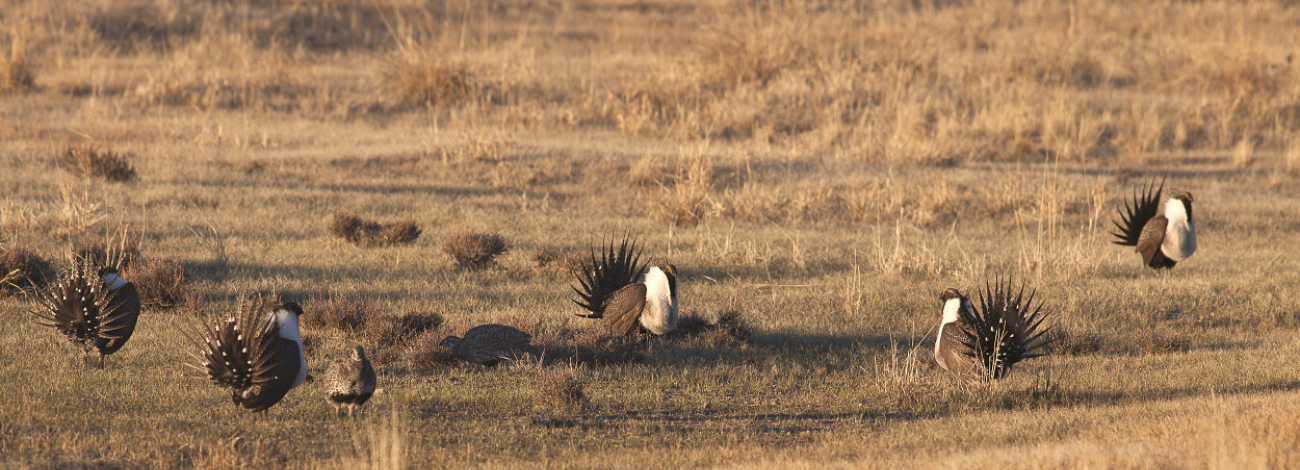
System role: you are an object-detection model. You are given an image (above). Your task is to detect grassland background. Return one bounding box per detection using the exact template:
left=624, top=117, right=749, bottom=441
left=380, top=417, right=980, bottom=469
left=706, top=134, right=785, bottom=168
left=3, top=0, right=1300, bottom=468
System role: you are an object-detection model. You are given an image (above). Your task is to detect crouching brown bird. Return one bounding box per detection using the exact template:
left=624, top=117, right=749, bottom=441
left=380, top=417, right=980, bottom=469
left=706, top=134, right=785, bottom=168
left=1112, top=178, right=1197, bottom=270
left=185, top=299, right=307, bottom=416
left=30, top=259, right=141, bottom=368
left=441, top=324, right=541, bottom=367
left=934, top=279, right=1053, bottom=381
left=323, top=345, right=377, bottom=417
left=571, top=236, right=678, bottom=336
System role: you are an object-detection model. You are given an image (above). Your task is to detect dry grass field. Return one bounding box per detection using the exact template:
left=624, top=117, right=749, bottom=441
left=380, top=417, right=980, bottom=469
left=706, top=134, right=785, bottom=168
left=3, top=0, right=1300, bottom=467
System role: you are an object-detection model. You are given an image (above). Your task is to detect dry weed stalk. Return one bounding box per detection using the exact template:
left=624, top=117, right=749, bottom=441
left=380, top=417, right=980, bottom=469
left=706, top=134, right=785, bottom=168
left=55, top=146, right=137, bottom=182
left=441, top=230, right=507, bottom=269
left=73, top=230, right=142, bottom=269
left=331, top=212, right=422, bottom=248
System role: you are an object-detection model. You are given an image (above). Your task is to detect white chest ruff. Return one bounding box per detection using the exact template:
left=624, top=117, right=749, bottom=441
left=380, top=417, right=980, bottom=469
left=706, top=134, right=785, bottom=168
left=1161, top=200, right=1197, bottom=262
left=639, top=267, right=678, bottom=335
left=270, top=309, right=308, bottom=389
left=934, top=298, right=968, bottom=367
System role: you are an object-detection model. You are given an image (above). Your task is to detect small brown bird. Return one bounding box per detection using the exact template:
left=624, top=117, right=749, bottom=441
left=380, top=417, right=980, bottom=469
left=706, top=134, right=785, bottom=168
left=441, top=324, right=542, bottom=366
left=30, top=259, right=141, bottom=368
left=323, top=345, right=377, bottom=417
left=572, top=236, right=679, bottom=336
left=1112, top=178, right=1197, bottom=269
left=185, top=299, right=307, bottom=416
left=934, top=279, right=1053, bottom=381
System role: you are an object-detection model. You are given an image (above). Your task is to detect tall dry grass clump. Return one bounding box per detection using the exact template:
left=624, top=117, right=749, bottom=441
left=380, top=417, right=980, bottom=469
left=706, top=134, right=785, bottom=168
left=1, top=35, right=34, bottom=94
left=55, top=146, right=137, bottom=183
left=441, top=230, right=507, bottom=269
left=388, top=61, right=481, bottom=107
left=0, top=245, right=53, bottom=297
left=73, top=231, right=142, bottom=270
left=330, top=212, right=422, bottom=248
left=652, top=148, right=713, bottom=226
left=122, top=256, right=191, bottom=309
left=536, top=368, right=587, bottom=409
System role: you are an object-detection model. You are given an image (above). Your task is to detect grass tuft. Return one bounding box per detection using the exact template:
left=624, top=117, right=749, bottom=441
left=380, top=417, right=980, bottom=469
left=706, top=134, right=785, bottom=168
left=72, top=232, right=142, bottom=270
left=1, top=36, right=35, bottom=94
left=404, top=330, right=461, bottom=370
left=387, top=61, right=480, bottom=107
left=1133, top=330, right=1193, bottom=355
left=55, top=146, right=137, bottom=182
left=329, top=211, right=422, bottom=247
left=1046, top=328, right=1105, bottom=356
left=302, top=294, right=376, bottom=333
left=122, top=256, right=191, bottom=309
left=0, top=245, right=54, bottom=297
left=536, top=368, right=587, bottom=409
left=531, top=247, right=584, bottom=271
left=668, top=310, right=751, bottom=344
left=538, top=327, right=650, bottom=366
left=441, top=230, right=508, bottom=269
left=365, top=311, right=444, bottom=347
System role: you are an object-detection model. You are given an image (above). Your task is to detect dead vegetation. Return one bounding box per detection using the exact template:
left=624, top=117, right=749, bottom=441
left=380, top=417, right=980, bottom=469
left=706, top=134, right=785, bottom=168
left=330, top=212, right=422, bottom=248
left=531, top=247, right=585, bottom=271
left=1, top=36, right=34, bottom=94
left=536, top=368, right=587, bottom=409
left=54, top=146, right=137, bottom=183
left=1046, top=328, right=1106, bottom=356
left=122, top=257, right=191, bottom=309
left=0, top=245, right=54, bottom=297
left=1133, top=330, right=1193, bottom=355
left=441, top=230, right=508, bottom=269
left=667, top=310, right=751, bottom=345
left=73, top=232, right=142, bottom=270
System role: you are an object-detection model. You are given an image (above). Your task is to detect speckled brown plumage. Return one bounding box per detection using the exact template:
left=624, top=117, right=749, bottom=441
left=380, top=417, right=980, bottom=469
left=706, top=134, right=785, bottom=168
left=441, top=324, right=541, bottom=367
left=324, top=345, right=377, bottom=417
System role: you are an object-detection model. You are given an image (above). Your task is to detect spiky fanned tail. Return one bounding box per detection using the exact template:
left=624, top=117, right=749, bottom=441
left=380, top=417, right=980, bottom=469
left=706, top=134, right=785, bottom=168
left=957, top=278, right=1053, bottom=379
left=30, top=259, right=131, bottom=351
left=571, top=236, right=646, bottom=318
left=1112, top=177, right=1164, bottom=247
left=182, top=298, right=283, bottom=395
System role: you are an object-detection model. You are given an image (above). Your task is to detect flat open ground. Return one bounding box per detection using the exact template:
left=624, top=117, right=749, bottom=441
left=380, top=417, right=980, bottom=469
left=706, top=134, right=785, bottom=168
left=3, top=0, right=1300, bottom=468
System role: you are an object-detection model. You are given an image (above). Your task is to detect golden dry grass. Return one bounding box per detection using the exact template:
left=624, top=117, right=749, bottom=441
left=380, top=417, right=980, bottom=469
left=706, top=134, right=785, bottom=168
left=3, top=0, right=1300, bottom=468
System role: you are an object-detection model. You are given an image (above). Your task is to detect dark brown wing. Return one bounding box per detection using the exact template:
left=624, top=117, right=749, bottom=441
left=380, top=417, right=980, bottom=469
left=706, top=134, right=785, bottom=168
left=604, top=283, right=647, bottom=336
left=1112, top=178, right=1164, bottom=247
left=1136, top=215, right=1168, bottom=267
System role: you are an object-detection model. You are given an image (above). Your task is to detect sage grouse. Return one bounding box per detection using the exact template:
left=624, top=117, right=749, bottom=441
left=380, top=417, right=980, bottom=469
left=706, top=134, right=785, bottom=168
left=934, top=279, right=1052, bottom=381
left=323, top=345, right=377, bottom=417
left=441, top=324, right=541, bottom=366
left=1112, top=178, right=1197, bottom=269
left=30, top=259, right=141, bottom=368
left=572, top=236, right=678, bottom=336
left=186, top=300, right=308, bottom=415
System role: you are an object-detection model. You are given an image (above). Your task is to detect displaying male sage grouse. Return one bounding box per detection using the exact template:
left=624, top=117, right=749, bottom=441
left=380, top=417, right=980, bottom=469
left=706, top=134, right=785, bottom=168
left=1112, top=178, right=1197, bottom=269
left=30, top=259, right=141, bottom=368
left=571, top=236, right=678, bottom=336
left=441, top=324, right=541, bottom=366
left=323, top=345, right=377, bottom=417
left=934, top=280, right=1052, bottom=381
left=185, top=300, right=308, bottom=416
